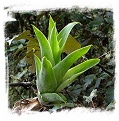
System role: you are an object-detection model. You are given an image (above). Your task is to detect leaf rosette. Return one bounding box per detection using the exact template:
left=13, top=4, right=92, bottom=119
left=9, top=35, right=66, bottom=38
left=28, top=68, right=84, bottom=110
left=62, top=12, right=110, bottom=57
left=32, top=16, right=100, bottom=105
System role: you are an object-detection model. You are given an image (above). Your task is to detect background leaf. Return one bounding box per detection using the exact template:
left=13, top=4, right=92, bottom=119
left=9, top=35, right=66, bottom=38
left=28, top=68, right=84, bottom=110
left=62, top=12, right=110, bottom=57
left=64, top=34, right=81, bottom=54
left=83, top=74, right=96, bottom=90
left=105, top=87, right=114, bottom=104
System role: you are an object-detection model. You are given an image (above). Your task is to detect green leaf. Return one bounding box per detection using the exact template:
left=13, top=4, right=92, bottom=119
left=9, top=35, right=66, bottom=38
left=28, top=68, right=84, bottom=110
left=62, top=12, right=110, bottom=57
left=38, top=57, right=57, bottom=93
left=57, top=93, right=67, bottom=101
left=57, top=22, right=79, bottom=52
left=37, top=91, right=49, bottom=105
left=50, top=24, right=60, bottom=64
left=53, top=45, right=92, bottom=86
left=83, top=74, right=96, bottom=90
left=94, top=78, right=102, bottom=88
left=41, top=93, right=67, bottom=103
left=56, top=74, right=79, bottom=92
left=32, top=25, right=55, bottom=66
left=56, top=59, right=100, bottom=92
left=63, top=59, right=100, bottom=82
left=105, top=87, right=114, bottom=103
left=48, top=15, right=58, bottom=41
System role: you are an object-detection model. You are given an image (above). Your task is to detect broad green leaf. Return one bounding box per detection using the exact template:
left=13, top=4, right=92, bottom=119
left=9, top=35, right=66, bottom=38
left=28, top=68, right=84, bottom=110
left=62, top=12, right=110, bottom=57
left=38, top=57, right=57, bottom=93
left=32, top=25, right=55, bottom=66
left=41, top=93, right=67, bottom=103
left=56, top=59, right=100, bottom=92
left=63, top=59, right=100, bottom=81
left=56, top=74, right=79, bottom=92
left=57, top=22, right=79, bottom=52
left=13, top=27, right=81, bottom=72
left=53, top=45, right=92, bottom=86
left=50, top=24, right=60, bottom=64
left=37, top=91, right=49, bottom=105
left=64, top=34, right=81, bottom=54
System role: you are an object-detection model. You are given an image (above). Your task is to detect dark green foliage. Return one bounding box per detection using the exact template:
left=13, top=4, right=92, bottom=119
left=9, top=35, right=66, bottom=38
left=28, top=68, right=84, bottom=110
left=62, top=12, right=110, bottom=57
left=5, top=8, right=114, bottom=110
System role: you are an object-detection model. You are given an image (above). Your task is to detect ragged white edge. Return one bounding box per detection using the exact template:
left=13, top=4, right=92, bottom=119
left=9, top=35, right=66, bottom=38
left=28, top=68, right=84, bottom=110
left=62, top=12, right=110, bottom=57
left=3, top=0, right=114, bottom=11
left=113, top=6, right=119, bottom=114
left=1, top=0, right=119, bottom=121
left=0, top=2, right=9, bottom=117
left=7, top=107, right=115, bottom=121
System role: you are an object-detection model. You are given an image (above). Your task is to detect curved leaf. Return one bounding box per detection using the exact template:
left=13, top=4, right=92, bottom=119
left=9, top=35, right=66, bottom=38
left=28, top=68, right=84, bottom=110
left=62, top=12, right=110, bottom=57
left=53, top=45, right=92, bottom=86
left=32, top=25, right=55, bottom=66
left=50, top=24, right=60, bottom=64
left=48, top=15, right=58, bottom=40
left=63, top=58, right=100, bottom=81
left=57, top=22, right=79, bottom=52
left=56, top=59, right=100, bottom=92
left=37, top=91, right=49, bottom=105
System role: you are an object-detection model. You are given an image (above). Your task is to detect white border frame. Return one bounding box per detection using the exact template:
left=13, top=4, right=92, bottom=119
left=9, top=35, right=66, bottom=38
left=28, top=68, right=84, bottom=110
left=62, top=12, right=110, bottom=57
left=0, top=0, right=119, bottom=120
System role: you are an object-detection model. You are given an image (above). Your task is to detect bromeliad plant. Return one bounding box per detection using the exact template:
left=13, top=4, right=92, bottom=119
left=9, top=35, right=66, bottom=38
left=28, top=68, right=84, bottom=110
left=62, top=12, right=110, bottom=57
left=32, top=16, right=100, bottom=106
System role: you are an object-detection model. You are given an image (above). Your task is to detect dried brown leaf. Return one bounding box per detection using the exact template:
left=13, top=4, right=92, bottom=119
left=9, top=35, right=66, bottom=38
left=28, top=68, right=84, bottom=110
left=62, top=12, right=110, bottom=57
left=12, top=97, right=42, bottom=115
